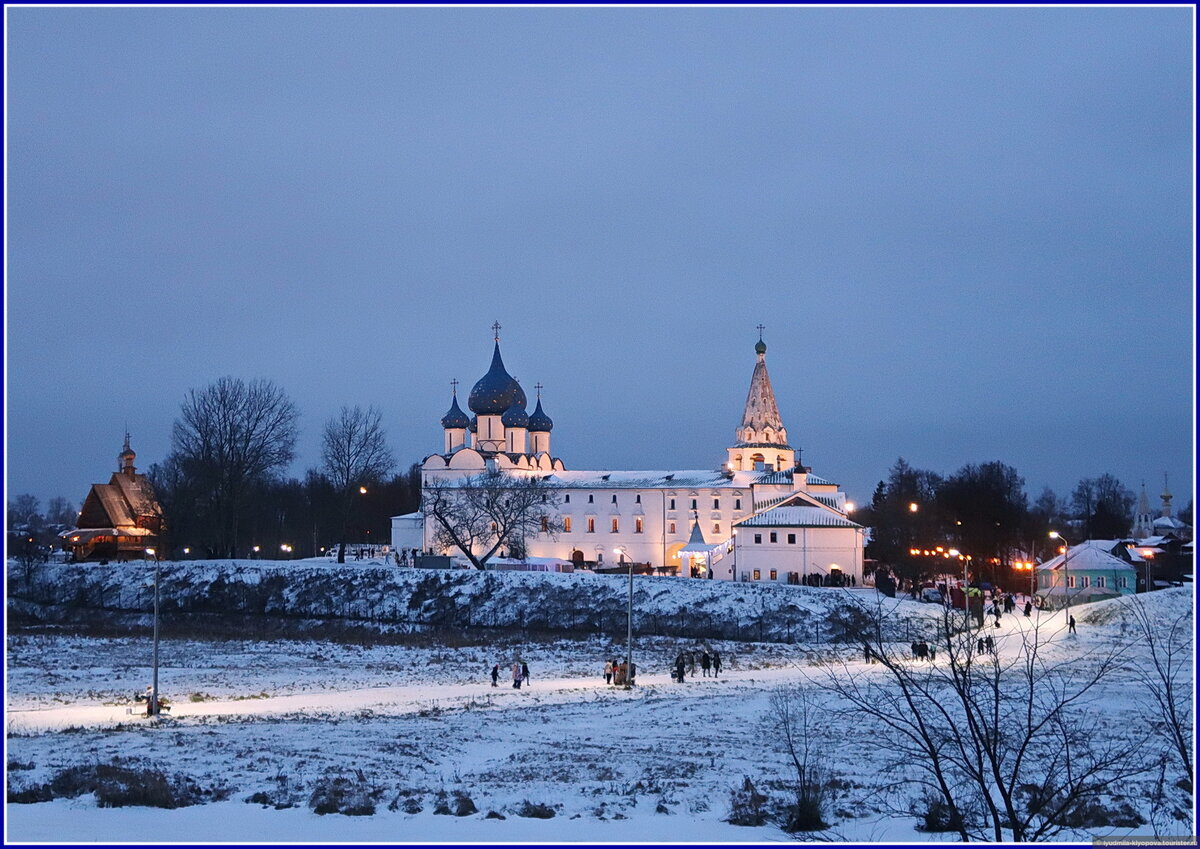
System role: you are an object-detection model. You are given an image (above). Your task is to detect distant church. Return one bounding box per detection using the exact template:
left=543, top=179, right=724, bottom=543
left=393, top=326, right=865, bottom=584
left=61, top=434, right=165, bottom=562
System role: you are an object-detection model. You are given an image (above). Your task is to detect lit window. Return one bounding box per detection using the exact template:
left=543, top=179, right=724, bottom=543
left=587, top=518, right=595, bottom=533
left=769, top=570, right=777, bottom=581
left=564, top=517, right=572, bottom=533
left=713, top=523, right=720, bottom=535
left=753, top=569, right=761, bottom=581
left=635, top=517, right=643, bottom=534
left=668, top=522, right=676, bottom=534
left=611, top=518, right=619, bottom=533
left=1067, top=575, right=1076, bottom=589
left=540, top=517, right=549, bottom=533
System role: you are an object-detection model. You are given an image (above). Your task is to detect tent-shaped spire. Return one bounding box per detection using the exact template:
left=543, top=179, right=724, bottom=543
left=680, top=516, right=712, bottom=552
left=734, top=334, right=790, bottom=447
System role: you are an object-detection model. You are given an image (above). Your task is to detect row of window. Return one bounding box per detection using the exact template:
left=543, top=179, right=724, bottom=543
left=752, top=532, right=798, bottom=544
left=562, top=494, right=742, bottom=511
left=562, top=517, right=647, bottom=534
left=737, top=569, right=793, bottom=581
left=1064, top=575, right=1127, bottom=589
left=560, top=517, right=725, bottom=535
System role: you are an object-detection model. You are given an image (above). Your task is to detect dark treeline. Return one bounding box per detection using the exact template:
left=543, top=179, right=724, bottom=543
left=7, top=376, right=423, bottom=562
left=858, top=457, right=1192, bottom=591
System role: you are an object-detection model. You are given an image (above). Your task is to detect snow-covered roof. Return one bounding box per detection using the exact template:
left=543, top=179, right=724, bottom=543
left=391, top=512, right=423, bottom=520
left=539, top=469, right=751, bottom=490
left=751, top=467, right=835, bottom=488
left=1153, top=516, right=1188, bottom=529
left=1038, top=541, right=1137, bottom=573
left=1136, top=535, right=1173, bottom=546
left=736, top=504, right=860, bottom=529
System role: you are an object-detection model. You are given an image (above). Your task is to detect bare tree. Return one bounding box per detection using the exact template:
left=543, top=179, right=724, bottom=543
left=320, top=405, right=396, bottom=564
left=818, top=599, right=1150, bottom=841
left=1122, top=595, right=1193, bottom=789
left=424, top=471, right=561, bottom=569
left=169, top=377, right=299, bottom=558
left=44, top=496, right=78, bottom=530
left=768, top=685, right=831, bottom=832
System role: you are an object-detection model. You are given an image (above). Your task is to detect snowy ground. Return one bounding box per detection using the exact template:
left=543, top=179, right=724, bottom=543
left=5, top=586, right=1194, bottom=843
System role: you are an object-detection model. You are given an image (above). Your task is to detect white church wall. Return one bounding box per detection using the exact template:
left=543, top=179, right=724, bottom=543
left=733, top=526, right=863, bottom=584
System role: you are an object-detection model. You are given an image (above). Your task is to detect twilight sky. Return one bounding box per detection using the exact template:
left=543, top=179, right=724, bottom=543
left=5, top=7, right=1194, bottom=517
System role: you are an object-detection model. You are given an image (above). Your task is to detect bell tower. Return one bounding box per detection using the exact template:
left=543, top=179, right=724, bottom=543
left=727, top=328, right=795, bottom=473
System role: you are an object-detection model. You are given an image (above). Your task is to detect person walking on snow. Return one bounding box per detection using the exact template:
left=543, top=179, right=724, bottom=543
left=675, top=654, right=686, bottom=683
left=712, top=650, right=721, bottom=677
left=700, top=650, right=711, bottom=677
left=491, top=664, right=499, bottom=687
left=1024, top=600, right=1032, bottom=618
left=604, top=659, right=613, bottom=685
left=521, top=661, right=530, bottom=686
left=512, top=662, right=522, bottom=689
left=1068, top=615, right=1076, bottom=634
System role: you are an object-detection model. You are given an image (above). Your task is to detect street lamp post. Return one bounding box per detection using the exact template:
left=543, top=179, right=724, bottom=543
left=145, top=547, right=160, bottom=717
left=949, top=549, right=968, bottom=629
left=1049, top=531, right=1072, bottom=625
left=615, top=546, right=632, bottom=689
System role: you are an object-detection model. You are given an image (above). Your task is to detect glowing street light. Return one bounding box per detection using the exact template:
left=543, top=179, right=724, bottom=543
left=1049, top=531, right=1073, bottom=625
left=909, top=502, right=919, bottom=513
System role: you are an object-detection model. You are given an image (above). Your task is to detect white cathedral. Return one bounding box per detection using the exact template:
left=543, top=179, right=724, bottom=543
left=392, top=328, right=866, bottom=585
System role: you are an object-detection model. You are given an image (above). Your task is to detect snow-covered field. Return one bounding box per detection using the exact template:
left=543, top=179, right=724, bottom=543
left=5, top=579, right=1194, bottom=843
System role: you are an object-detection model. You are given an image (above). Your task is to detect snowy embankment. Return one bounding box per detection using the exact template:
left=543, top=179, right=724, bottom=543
left=6, top=585, right=1193, bottom=842
left=8, top=557, right=942, bottom=644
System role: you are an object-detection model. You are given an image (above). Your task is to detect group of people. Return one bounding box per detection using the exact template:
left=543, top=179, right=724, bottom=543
left=671, top=648, right=720, bottom=682
left=393, top=548, right=421, bottom=567
left=975, top=634, right=997, bottom=654
left=908, top=640, right=937, bottom=661
left=603, top=658, right=636, bottom=686
left=491, top=660, right=530, bottom=689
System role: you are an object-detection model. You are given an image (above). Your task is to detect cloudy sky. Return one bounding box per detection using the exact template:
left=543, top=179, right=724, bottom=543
left=6, top=7, right=1194, bottom=516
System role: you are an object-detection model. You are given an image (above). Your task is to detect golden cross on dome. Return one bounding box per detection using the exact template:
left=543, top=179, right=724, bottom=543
left=450, top=378, right=459, bottom=396
left=534, top=382, right=543, bottom=400
left=756, top=323, right=765, bottom=340
left=492, top=321, right=502, bottom=343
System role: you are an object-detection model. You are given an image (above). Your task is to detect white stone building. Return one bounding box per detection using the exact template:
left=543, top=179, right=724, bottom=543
left=393, top=329, right=865, bottom=584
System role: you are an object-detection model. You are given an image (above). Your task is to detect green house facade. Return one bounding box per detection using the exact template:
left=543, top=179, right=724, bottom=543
left=1035, top=541, right=1137, bottom=608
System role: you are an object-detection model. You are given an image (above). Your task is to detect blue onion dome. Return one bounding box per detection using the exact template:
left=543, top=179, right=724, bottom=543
left=441, top=394, right=471, bottom=429
left=469, top=342, right=526, bottom=415
left=501, top=400, right=529, bottom=428
left=755, top=338, right=767, bottom=355
left=528, top=398, right=554, bottom=432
